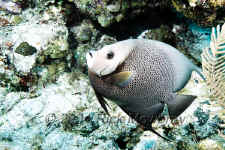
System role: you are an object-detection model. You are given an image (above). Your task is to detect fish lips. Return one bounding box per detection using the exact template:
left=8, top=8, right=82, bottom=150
left=86, top=51, right=103, bottom=77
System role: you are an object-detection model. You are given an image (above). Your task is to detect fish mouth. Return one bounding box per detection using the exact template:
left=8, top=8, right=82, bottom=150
left=99, top=67, right=107, bottom=77
left=86, top=51, right=105, bottom=77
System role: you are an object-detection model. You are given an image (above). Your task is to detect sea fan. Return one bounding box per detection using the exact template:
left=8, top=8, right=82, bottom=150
left=201, top=23, right=225, bottom=107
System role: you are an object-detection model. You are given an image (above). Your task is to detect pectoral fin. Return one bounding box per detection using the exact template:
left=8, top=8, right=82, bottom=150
left=94, top=89, right=110, bottom=116
left=167, top=95, right=196, bottom=119
left=111, top=71, right=132, bottom=88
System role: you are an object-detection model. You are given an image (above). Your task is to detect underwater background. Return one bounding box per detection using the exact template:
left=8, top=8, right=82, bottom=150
left=0, top=0, right=224, bottom=149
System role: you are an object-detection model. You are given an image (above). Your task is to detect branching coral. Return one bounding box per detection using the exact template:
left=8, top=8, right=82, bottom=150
left=201, top=23, right=225, bottom=107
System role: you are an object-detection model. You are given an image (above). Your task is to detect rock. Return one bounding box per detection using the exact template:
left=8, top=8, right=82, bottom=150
left=93, top=140, right=120, bottom=150
left=172, top=0, right=225, bottom=27
left=97, top=14, right=114, bottom=27
left=13, top=52, right=37, bottom=73
left=70, top=19, right=117, bottom=71
left=62, top=111, right=100, bottom=135
left=198, top=139, right=223, bottom=150
left=0, top=0, right=225, bottom=149
left=0, top=17, right=10, bottom=26
left=0, top=92, right=28, bottom=116
left=12, top=0, right=57, bottom=10
left=0, top=71, right=142, bottom=150
left=12, top=15, right=23, bottom=25
left=0, top=52, right=21, bottom=90
left=133, top=135, right=157, bottom=150
left=73, top=0, right=170, bottom=27
left=178, top=23, right=211, bottom=64
left=76, top=25, right=93, bottom=42
left=0, top=7, right=70, bottom=90
left=3, top=6, right=69, bottom=72
left=73, top=44, right=93, bottom=71
left=71, top=20, right=98, bottom=44
left=138, top=25, right=177, bottom=47
left=41, top=130, right=76, bottom=150
left=41, top=40, right=69, bottom=59
left=0, top=0, right=22, bottom=14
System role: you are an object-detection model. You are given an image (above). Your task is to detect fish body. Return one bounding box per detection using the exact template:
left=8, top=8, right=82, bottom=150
left=86, top=39, right=203, bottom=140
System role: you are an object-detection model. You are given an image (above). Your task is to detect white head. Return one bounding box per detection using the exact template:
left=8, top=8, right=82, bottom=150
left=86, top=40, right=135, bottom=76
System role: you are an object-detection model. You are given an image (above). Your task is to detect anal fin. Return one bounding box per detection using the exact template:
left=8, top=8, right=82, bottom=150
left=167, top=95, right=196, bottom=119
left=120, top=103, right=172, bottom=141
left=94, top=90, right=110, bottom=116
left=142, top=104, right=173, bottom=142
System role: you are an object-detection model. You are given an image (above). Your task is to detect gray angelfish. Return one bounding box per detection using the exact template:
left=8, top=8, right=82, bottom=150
left=86, top=39, right=205, bottom=141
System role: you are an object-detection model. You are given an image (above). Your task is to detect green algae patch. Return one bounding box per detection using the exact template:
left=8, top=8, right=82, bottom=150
left=15, top=42, right=37, bottom=56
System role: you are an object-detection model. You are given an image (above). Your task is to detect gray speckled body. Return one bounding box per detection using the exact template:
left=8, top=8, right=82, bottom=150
left=90, top=40, right=174, bottom=107
left=88, top=39, right=202, bottom=140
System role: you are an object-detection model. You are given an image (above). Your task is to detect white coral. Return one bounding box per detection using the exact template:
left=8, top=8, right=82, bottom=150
left=201, top=23, right=225, bottom=107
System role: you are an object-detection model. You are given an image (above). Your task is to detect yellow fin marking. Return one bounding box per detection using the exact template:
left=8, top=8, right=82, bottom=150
left=111, top=71, right=132, bottom=87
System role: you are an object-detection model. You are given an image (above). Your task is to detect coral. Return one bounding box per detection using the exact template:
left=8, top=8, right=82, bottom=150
left=73, top=0, right=170, bottom=27
left=69, top=19, right=117, bottom=72
left=15, top=42, right=37, bottom=56
left=201, top=23, right=225, bottom=107
left=198, top=139, right=223, bottom=150
left=172, top=0, right=225, bottom=27
left=209, top=0, right=225, bottom=7
left=0, top=0, right=22, bottom=14
left=12, top=15, right=23, bottom=25
left=0, top=0, right=225, bottom=149
left=0, top=17, right=10, bottom=26
left=138, top=25, right=177, bottom=47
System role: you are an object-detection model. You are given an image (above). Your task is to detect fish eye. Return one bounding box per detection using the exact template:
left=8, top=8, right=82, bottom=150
left=107, top=51, right=114, bottom=59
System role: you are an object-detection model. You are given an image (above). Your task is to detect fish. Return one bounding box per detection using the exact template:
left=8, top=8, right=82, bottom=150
left=86, top=39, right=205, bottom=141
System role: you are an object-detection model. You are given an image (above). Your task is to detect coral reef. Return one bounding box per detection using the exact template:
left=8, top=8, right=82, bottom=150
left=201, top=23, right=225, bottom=107
left=0, top=0, right=22, bottom=14
left=172, top=0, right=225, bottom=27
left=0, top=72, right=142, bottom=150
left=0, top=0, right=224, bottom=149
left=73, top=0, right=170, bottom=27
left=0, top=7, right=70, bottom=91
left=15, top=42, right=37, bottom=56
left=69, top=19, right=117, bottom=71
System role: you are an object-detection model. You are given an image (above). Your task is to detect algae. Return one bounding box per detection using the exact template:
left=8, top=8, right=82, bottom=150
left=15, top=42, right=37, bottom=56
